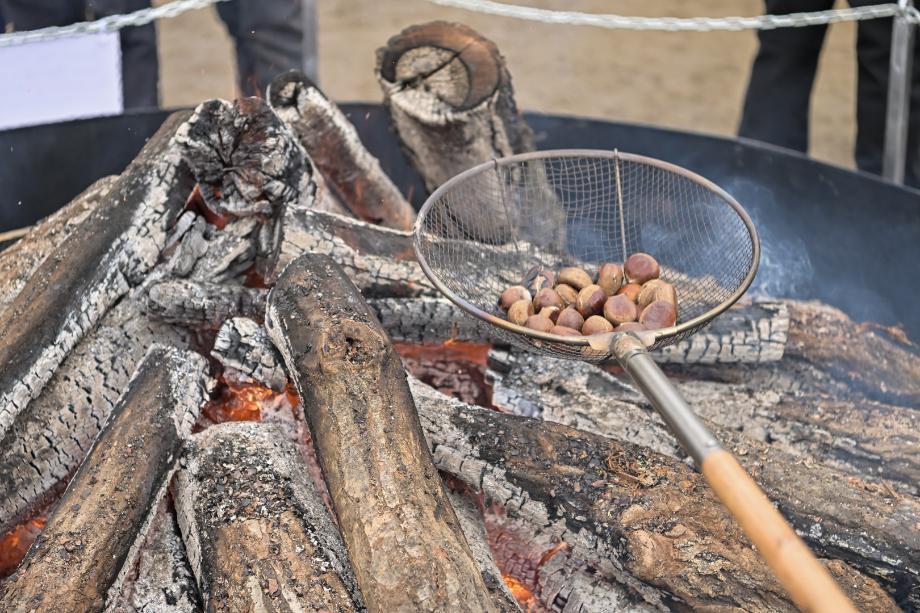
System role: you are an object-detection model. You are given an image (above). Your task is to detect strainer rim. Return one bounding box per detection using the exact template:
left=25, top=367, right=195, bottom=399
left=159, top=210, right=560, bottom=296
left=413, top=148, right=761, bottom=349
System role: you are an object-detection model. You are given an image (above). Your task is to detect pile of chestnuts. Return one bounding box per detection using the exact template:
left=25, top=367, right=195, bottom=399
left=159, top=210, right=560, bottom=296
left=497, top=253, right=679, bottom=336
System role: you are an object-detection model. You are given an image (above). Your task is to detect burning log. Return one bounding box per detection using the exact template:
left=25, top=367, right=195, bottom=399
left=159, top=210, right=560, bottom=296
left=409, top=378, right=900, bottom=612
left=173, top=421, right=362, bottom=612
left=0, top=111, right=195, bottom=438
left=147, top=279, right=265, bottom=328
left=265, top=253, right=498, bottom=612
left=269, top=71, right=417, bottom=231
left=106, top=497, right=201, bottom=613
left=446, top=488, right=522, bottom=612
left=487, top=350, right=920, bottom=607
left=1, top=346, right=208, bottom=612
left=211, top=317, right=288, bottom=392
left=0, top=296, right=189, bottom=537
left=376, top=21, right=534, bottom=193
left=0, top=175, right=115, bottom=313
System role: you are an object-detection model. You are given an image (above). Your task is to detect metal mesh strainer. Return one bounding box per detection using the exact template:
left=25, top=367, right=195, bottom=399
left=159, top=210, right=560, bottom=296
left=414, top=149, right=759, bottom=360
left=414, top=149, right=856, bottom=612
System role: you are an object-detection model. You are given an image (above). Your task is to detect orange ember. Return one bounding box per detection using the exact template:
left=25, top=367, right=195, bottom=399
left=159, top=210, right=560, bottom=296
left=204, top=381, right=276, bottom=423
left=394, top=341, right=493, bottom=407
left=0, top=517, right=45, bottom=578
left=393, top=340, right=490, bottom=366
left=502, top=574, right=540, bottom=612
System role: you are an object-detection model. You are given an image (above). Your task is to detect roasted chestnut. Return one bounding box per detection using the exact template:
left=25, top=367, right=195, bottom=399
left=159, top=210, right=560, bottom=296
left=603, top=294, right=638, bottom=325
left=637, top=279, right=677, bottom=311
left=533, top=288, right=564, bottom=311
left=582, top=315, right=614, bottom=335
left=551, top=325, right=581, bottom=336
left=508, top=299, right=534, bottom=326
left=554, top=283, right=578, bottom=306
left=575, top=284, right=607, bottom=318
left=539, top=306, right=561, bottom=323
left=615, top=322, right=647, bottom=333
left=556, top=307, right=585, bottom=331
left=557, top=267, right=593, bottom=291
left=639, top=300, right=677, bottom=329
left=616, top=283, right=642, bottom=303
left=500, top=285, right=531, bottom=311
left=624, top=253, right=661, bottom=284
left=597, top=262, right=624, bottom=296
left=523, top=266, right=556, bottom=295
left=525, top=314, right=555, bottom=332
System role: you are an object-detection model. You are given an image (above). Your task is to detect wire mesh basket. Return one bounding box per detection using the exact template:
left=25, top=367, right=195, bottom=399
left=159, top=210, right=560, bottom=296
left=414, top=149, right=760, bottom=362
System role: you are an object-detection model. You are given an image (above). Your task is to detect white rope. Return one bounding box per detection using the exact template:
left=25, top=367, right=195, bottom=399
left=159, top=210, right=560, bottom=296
left=0, top=0, right=230, bottom=48
left=424, top=0, right=920, bottom=32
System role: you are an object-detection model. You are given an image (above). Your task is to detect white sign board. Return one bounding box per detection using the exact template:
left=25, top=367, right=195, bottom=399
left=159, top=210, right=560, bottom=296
left=0, top=32, right=123, bottom=131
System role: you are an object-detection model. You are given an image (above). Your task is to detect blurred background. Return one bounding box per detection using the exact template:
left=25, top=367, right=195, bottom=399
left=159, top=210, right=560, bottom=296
left=154, top=0, right=859, bottom=169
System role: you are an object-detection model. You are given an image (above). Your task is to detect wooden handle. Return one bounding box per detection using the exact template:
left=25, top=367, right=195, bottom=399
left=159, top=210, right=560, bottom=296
left=701, top=449, right=857, bottom=613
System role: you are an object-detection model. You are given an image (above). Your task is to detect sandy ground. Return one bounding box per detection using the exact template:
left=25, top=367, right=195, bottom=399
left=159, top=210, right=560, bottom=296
left=155, top=0, right=859, bottom=168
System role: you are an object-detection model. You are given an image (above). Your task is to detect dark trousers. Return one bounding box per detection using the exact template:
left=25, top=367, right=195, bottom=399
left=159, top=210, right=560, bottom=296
left=739, top=0, right=920, bottom=186
left=0, top=0, right=158, bottom=109
left=0, top=0, right=303, bottom=107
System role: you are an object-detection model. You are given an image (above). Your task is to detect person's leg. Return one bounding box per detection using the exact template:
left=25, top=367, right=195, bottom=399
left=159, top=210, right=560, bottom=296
left=0, top=0, right=83, bottom=30
left=850, top=0, right=920, bottom=187
left=87, top=0, right=159, bottom=109
left=218, top=0, right=303, bottom=97
left=738, top=0, right=834, bottom=153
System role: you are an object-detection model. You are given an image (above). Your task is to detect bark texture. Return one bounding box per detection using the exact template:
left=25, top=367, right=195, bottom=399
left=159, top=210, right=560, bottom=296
left=265, top=253, right=497, bottom=612
left=105, top=497, right=201, bottom=613
left=410, top=378, right=899, bottom=613
left=147, top=279, right=265, bottom=327
left=0, top=111, right=195, bottom=438
left=488, top=349, right=920, bottom=608
left=1, top=345, right=208, bottom=613
left=173, top=421, right=362, bottom=613
left=376, top=21, right=533, bottom=193
left=269, top=70, right=416, bottom=230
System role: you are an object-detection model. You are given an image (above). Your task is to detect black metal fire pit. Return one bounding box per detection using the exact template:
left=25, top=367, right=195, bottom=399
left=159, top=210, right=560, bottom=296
left=1, top=105, right=918, bottom=340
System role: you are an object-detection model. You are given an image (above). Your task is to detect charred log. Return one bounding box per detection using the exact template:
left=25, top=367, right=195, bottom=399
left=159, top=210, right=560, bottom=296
left=376, top=21, right=533, bottom=193
left=410, top=378, right=899, bottom=612
left=173, top=421, right=362, bottom=612
left=211, top=317, right=287, bottom=392
left=147, top=279, right=265, bottom=328
left=0, top=111, right=195, bottom=438
left=0, top=175, right=116, bottom=313
left=265, top=253, right=498, bottom=612
left=106, top=497, right=201, bottom=613
left=1, top=346, right=208, bottom=612
left=269, top=71, right=416, bottom=231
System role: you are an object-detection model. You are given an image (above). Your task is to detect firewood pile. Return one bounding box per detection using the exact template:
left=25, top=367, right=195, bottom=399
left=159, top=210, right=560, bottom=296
left=0, top=21, right=917, bottom=613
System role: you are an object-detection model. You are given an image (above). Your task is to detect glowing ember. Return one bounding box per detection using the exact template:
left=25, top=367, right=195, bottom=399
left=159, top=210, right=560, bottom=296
left=203, top=381, right=276, bottom=423
left=502, top=574, right=540, bottom=612
left=394, top=341, right=493, bottom=407
left=0, top=517, right=45, bottom=578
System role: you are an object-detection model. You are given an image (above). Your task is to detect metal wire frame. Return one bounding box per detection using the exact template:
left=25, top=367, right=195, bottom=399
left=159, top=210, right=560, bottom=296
left=414, top=149, right=761, bottom=363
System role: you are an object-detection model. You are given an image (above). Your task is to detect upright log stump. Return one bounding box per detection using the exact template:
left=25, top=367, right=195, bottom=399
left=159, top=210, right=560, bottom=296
left=266, top=253, right=497, bottom=612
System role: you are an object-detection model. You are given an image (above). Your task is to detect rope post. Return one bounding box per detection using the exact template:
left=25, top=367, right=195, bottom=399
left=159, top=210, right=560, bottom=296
left=883, top=0, right=915, bottom=183
left=301, top=0, right=318, bottom=84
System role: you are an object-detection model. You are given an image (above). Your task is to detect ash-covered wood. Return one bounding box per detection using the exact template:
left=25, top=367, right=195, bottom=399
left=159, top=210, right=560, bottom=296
left=270, top=207, right=434, bottom=296
left=0, top=175, right=116, bottom=313
left=410, top=378, right=899, bottom=612
left=377, top=21, right=533, bottom=193
left=0, top=111, right=195, bottom=439
left=446, top=488, right=522, bottom=612
left=269, top=71, right=416, bottom=231
left=1, top=345, right=208, bottom=613
left=487, top=349, right=920, bottom=607
left=266, top=253, right=498, bottom=612
left=173, top=421, right=362, bottom=612
left=106, top=497, right=201, bottom=613
left=147, top=278, right=265, bottom=327
left=211, top=317, right=288, bottom=392
left=0, top=294, right=189, bottom=538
